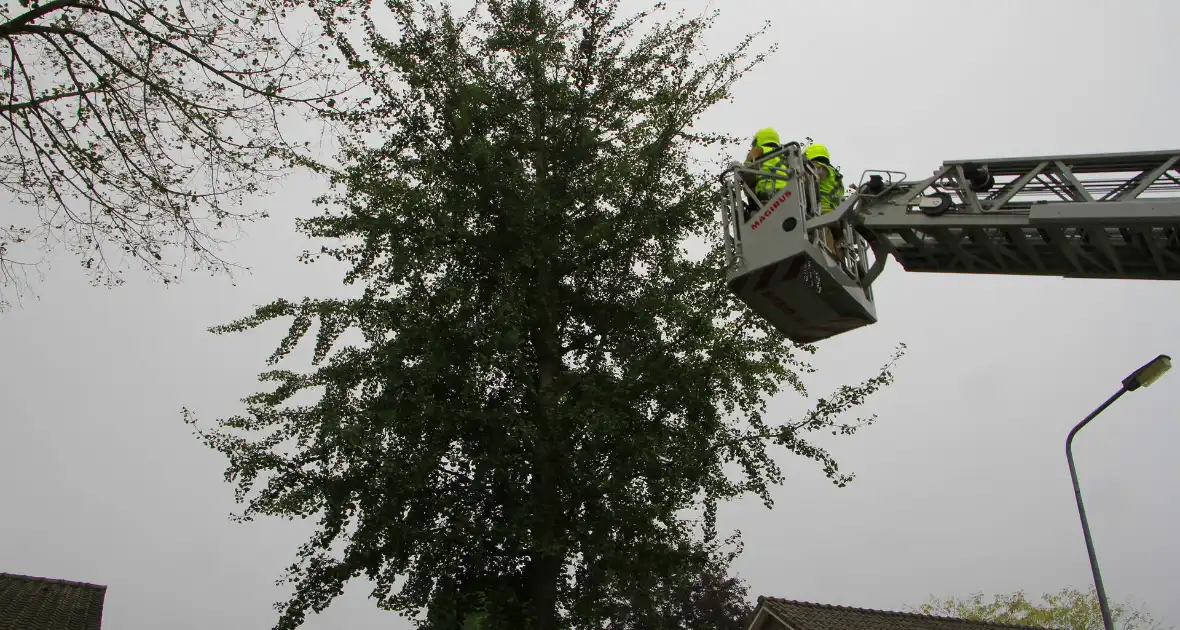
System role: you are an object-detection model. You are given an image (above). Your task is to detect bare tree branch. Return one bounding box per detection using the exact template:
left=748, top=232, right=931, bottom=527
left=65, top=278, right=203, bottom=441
left=0, top=0, right=361, bottom=307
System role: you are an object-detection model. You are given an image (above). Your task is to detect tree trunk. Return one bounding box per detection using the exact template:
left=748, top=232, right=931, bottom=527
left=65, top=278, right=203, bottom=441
left=527, top=350, right=564, bottom=630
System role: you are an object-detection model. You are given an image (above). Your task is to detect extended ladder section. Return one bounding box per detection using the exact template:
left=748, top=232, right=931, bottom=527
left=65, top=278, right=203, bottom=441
left=721, top=147, right=1180, bottom=345
left=855, top=150, right=1180, bottom=281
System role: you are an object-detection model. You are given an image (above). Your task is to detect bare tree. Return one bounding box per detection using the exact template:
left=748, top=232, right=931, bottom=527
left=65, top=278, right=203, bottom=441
left=0, top=0, right=352, bottom=306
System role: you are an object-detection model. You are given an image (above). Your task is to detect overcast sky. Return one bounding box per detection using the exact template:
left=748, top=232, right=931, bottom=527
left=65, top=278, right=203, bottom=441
left=3, top=1, right=1179, bottom=629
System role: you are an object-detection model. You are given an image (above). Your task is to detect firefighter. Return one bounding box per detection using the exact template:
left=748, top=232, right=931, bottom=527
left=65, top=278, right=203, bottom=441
left=804, top=142, right=844, bottom=214
left=804, top=142, right=846, bottom=255
left=741, top=127, right=791, bottom=219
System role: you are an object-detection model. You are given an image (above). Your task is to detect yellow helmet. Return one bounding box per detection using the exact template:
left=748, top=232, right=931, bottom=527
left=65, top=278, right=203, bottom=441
left=753, top=127, right=780, bottom=148
left=804, top=143, right=831, bottom=161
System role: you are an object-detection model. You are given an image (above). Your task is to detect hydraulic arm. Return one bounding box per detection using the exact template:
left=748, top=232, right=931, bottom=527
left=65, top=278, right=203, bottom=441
left=720, top=147, right=1180, bottom=344
left=854, top=149, right=1180, bottom=281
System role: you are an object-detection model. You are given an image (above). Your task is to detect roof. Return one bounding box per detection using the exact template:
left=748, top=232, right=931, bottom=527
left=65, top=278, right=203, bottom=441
left=0, top=572, right=107, bottom=630
left=756, top=596, right=1048, bottom=630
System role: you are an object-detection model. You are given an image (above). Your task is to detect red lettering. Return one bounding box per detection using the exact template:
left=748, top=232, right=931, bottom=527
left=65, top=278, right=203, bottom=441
left=751, top=190, right=792, bottom=231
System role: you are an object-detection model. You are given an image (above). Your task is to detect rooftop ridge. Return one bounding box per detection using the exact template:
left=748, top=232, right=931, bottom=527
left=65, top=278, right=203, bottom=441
left=0, top=572, right=107, bottom=592
left=757, top=596, right=1049, bottom=630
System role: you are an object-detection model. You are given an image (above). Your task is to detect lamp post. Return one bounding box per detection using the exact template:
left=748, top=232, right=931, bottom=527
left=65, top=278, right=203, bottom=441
left=1066, top=354, right=1172, bottom=630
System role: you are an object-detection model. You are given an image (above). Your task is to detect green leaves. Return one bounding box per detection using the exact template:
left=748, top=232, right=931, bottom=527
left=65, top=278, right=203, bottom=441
left=188, top=2, right=904, bottom=629
left=915, top=588, right=1171, bottom=630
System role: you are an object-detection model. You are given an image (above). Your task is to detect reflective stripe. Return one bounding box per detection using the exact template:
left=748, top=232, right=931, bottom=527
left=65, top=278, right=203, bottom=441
left=748, top=143, right=791, bottom=198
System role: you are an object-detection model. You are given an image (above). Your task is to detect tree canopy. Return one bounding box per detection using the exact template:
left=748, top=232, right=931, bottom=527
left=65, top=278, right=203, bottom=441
left=0, top=0, right=350, bottom=306
left=186, top=1, right=905, bottom=628
left=658, top=534, right=756, bottom=630
left=915, top=587, right=1171, bottom=630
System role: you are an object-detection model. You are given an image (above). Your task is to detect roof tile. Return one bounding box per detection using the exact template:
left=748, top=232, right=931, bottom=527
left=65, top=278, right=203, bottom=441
left=757, top=596, right=1050, bottom=630
left=0, top=572, right=107, bottom=630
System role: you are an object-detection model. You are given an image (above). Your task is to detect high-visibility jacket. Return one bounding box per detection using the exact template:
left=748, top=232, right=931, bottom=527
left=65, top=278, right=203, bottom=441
left=805, top=143, right=844, bottom=213
left=815, top=162, right=845, bottom=213
left=747, top=127, right=790, bottom=198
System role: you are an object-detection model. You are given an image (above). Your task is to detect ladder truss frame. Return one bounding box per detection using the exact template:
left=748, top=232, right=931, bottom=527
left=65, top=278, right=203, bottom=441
left=846, top=149, right=1180, bottom=282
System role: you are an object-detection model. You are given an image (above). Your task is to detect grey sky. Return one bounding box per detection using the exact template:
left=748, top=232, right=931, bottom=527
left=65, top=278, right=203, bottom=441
left=2, top=1, right=1178, bottom=629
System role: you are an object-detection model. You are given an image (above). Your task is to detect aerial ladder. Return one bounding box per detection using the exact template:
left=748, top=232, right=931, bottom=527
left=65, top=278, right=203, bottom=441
left=720, top=145, right=1180, bottom=344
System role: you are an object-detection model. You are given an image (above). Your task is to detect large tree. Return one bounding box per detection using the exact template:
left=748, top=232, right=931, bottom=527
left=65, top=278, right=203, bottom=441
left=0, top=0, right=351, bottom=306
left=915, top=588, right=1171, bottom=630
left=186, top=1, right=905, bottom=629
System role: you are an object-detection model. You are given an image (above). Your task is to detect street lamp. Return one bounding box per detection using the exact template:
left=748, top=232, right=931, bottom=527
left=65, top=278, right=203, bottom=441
left=1066, top=354, right=1172, bottom=630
